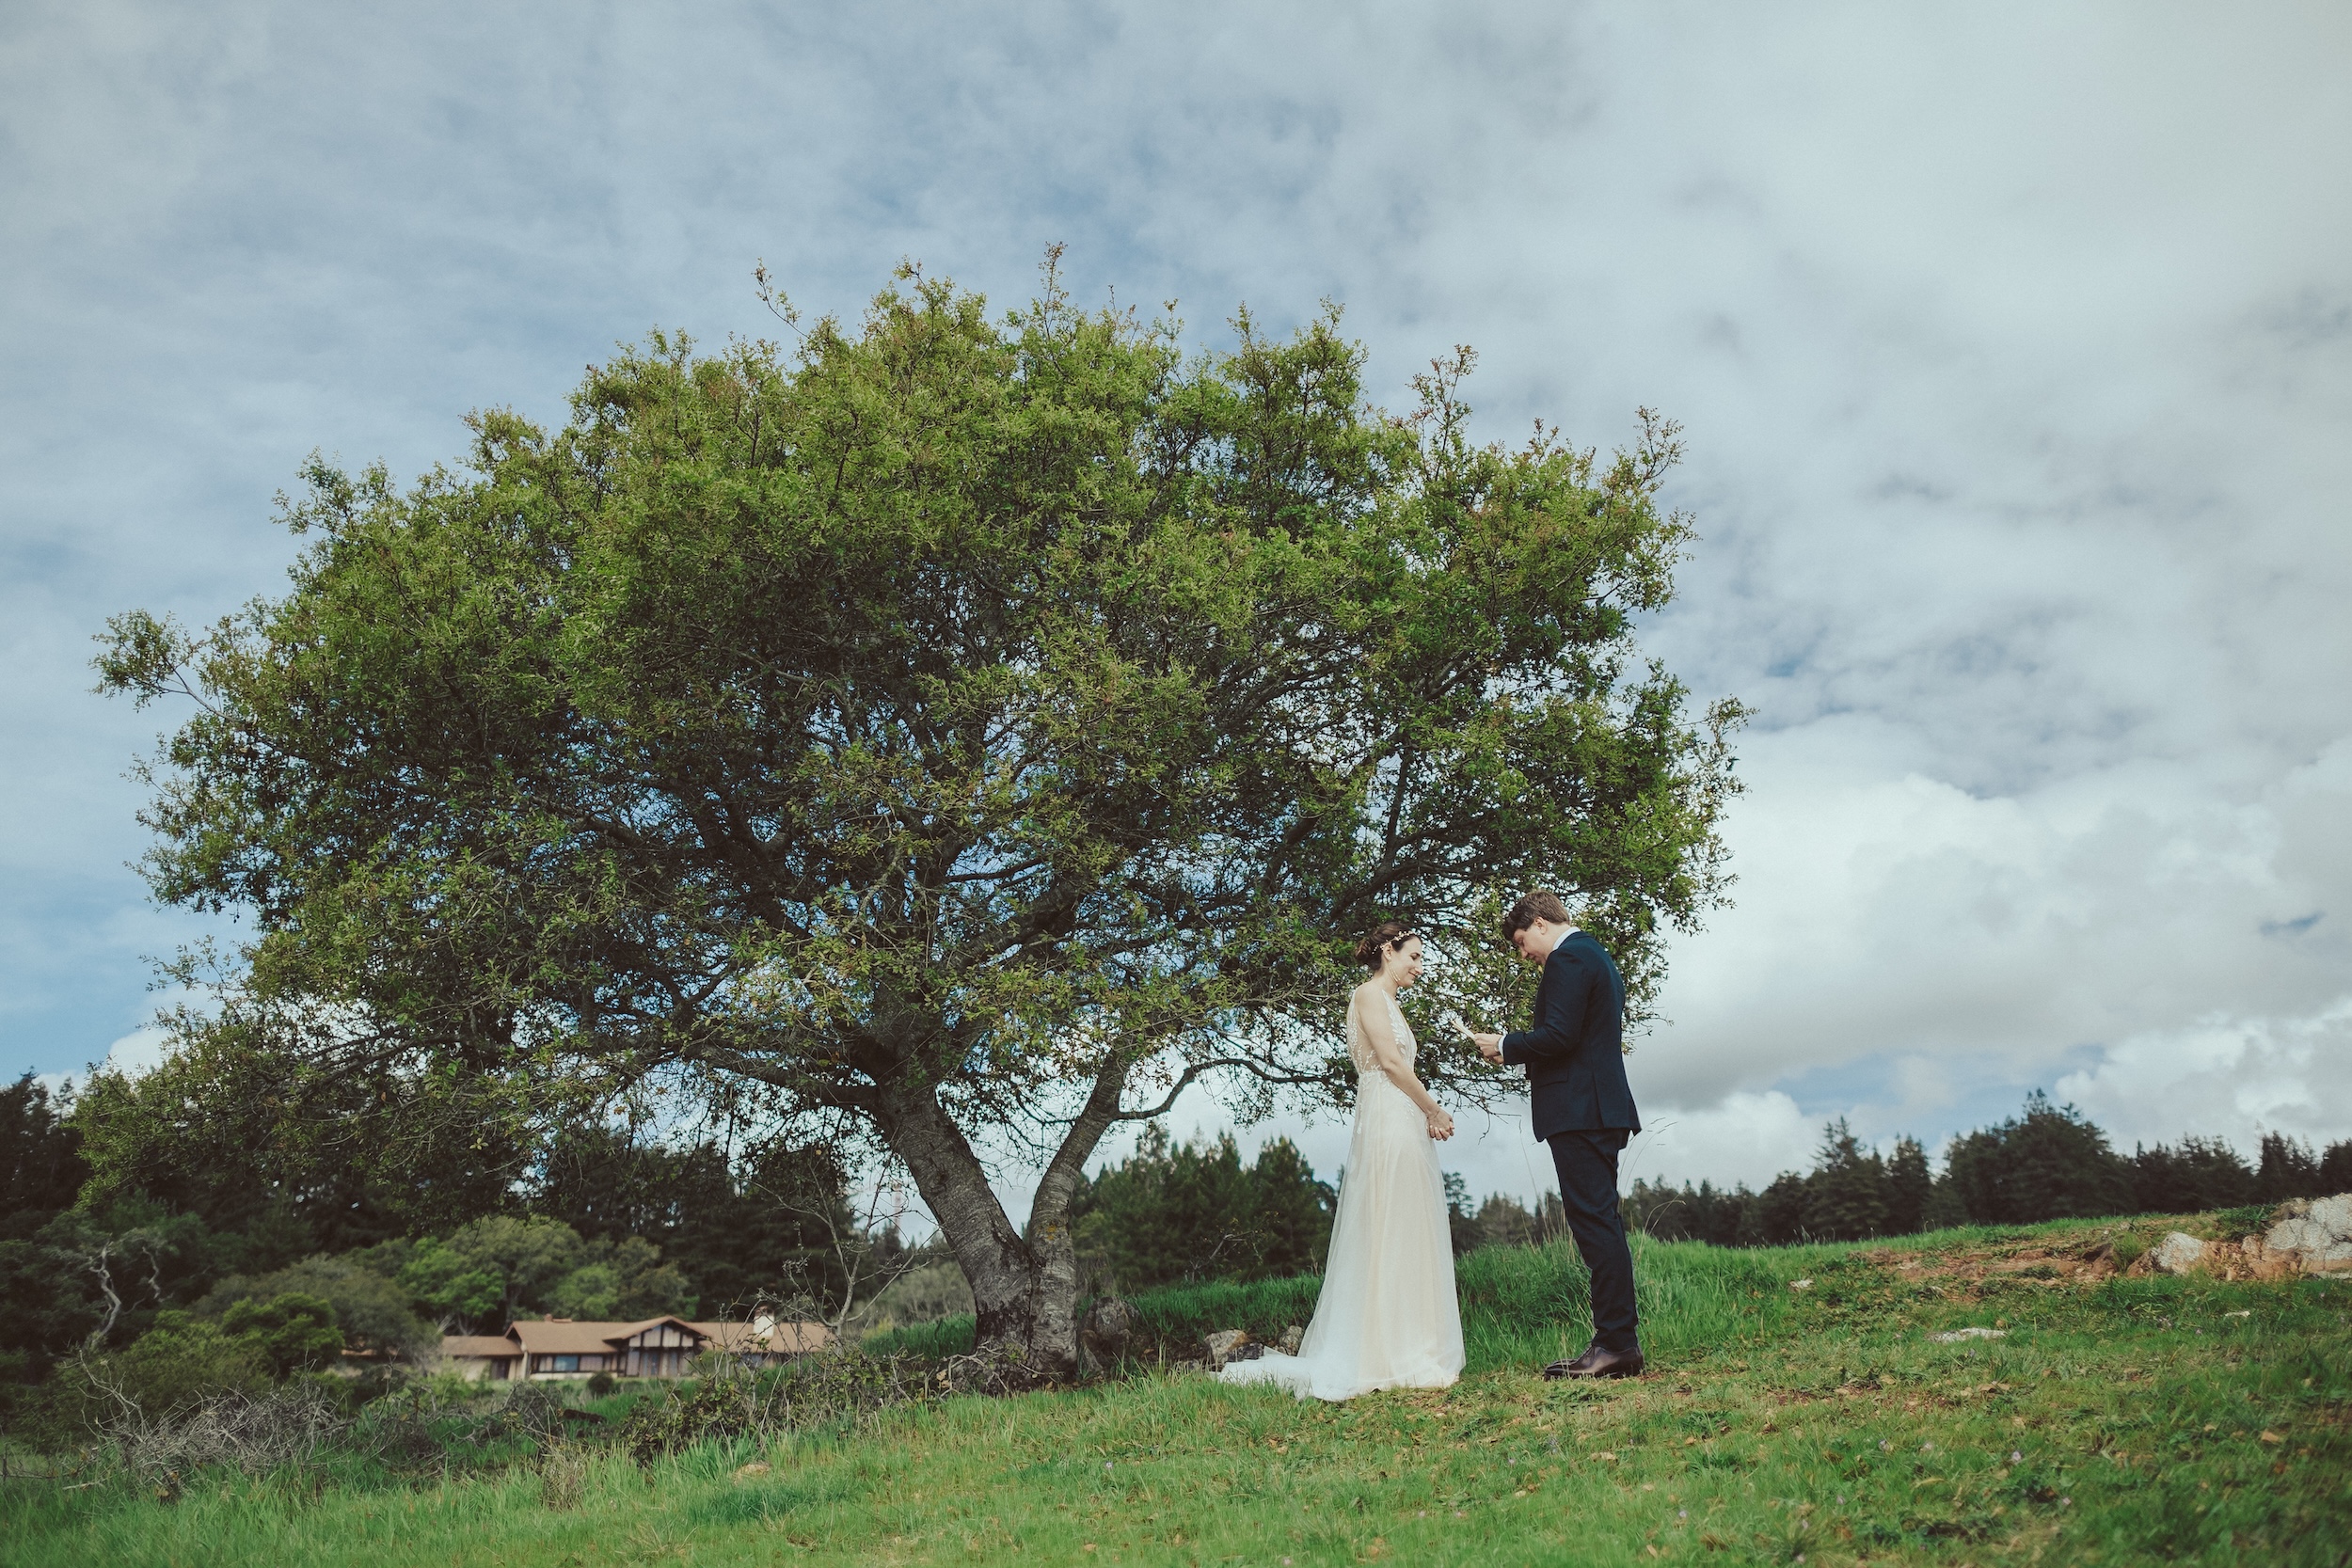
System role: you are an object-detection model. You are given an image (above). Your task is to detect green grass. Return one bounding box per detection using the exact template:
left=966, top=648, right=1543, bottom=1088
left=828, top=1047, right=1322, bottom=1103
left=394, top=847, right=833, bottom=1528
left=864, top=1231, right=1803, bottom=1370
left=7, top=1217, right=2348, bottom=1565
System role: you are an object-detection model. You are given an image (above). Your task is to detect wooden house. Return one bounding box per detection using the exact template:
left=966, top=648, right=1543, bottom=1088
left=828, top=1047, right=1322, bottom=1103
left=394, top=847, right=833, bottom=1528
left=439, top=1334, right=524, bottom=1381
left=439, top=1313, right=834, bottom=1380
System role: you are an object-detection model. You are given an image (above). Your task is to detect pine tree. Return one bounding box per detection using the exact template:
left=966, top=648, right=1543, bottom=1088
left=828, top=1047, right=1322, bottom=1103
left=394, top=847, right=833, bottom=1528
left=0, top=1074, right=88, bottom=1243
left=2321, top=1140, right=2352, bottom=1195
left=2130, top=1135, right=2255, bottom=1214
left=1741, top=1172, right=1809, bottom=1246
left=2255, top=1132, right=2324, bottom=1204
left=1067, top=1127, right=1335, bottom=1292
left=1800, top=1119, right=1889, bottom=1242
left=1884, top=1136, right=1932, bottom=1235
left=1943, top=1093, right=2132, bottom=1224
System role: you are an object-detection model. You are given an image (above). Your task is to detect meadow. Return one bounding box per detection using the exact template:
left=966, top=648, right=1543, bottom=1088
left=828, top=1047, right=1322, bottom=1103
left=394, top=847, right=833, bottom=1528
left=4, top=1212, right=2346, bottom=1566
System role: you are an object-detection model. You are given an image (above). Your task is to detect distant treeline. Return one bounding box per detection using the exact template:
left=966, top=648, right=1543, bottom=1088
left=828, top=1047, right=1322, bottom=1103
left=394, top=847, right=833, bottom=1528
left=1625, top=1092, right=2352, bottom=1247
left=0, top=1073, right=880, bottom=1399
left=1068, top=1124, right=1334, bottom=1294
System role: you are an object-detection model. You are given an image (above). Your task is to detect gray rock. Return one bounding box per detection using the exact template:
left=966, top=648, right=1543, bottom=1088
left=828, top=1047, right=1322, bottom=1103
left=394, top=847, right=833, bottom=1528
left=1203, top=1328, right=1252, bottom=1370
left=1278, top=1324, right=1304, bottom=1356
left=2150, top=1231, right=2209, bottom=1275
left=1079, top=1296, right=1139, bottom=1369
left=2265, top=1194, right=2352, bottom=1273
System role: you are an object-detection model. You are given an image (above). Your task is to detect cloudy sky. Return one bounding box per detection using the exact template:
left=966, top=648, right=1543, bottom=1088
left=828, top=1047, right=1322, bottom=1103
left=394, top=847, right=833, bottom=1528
left=6, top=2, right=2348, bottom=1208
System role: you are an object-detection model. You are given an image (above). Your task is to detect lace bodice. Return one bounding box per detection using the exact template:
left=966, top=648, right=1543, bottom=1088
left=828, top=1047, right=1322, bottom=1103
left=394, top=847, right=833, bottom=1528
left=1346, top=988, right=1416, bottom=1076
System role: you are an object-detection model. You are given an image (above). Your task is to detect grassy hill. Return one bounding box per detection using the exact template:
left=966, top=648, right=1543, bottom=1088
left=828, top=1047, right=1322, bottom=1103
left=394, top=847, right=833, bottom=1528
left=5, top=1212, right=2346, bottom=1565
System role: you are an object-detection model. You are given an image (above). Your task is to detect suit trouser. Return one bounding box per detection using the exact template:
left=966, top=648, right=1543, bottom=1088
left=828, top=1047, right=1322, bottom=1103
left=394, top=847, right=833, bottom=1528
left=1547, top=1128, right=1639, bottom=1354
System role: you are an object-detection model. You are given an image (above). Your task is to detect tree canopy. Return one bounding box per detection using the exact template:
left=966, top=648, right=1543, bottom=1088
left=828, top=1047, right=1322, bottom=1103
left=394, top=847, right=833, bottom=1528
left=99, top=260, right=1744, bottom=1374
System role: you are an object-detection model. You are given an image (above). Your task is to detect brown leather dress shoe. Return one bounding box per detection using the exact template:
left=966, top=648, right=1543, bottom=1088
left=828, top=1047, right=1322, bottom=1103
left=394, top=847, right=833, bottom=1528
left=1541, top=1344, right=1604, bottom=1379
left=1564, top=1346, right=1645, bottom=1380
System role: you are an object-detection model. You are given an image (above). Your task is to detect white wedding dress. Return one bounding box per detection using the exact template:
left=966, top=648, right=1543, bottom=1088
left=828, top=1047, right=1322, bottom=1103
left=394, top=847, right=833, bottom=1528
left=1219, top=988, right=1464, bottom=1401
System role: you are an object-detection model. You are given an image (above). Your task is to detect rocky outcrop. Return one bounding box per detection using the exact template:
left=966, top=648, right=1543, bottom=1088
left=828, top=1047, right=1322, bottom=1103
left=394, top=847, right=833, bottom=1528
left=2134, top=1196, right=2352, bottom=1280
left=1203, top=1329, right=1259, bottom=1370
left=2231, top=1232, right=2304, bottom=1281
left=2265, top=1195, right=2352, bottom=1273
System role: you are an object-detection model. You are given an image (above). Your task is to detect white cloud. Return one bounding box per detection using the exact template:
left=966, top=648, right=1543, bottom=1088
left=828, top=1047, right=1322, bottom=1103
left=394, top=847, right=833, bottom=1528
left=2056, top=997, right=2352, bottom=1156
left=95, top=1022, right=172, bottom=1080
left=1623, top=1092, right=1819, bottom=1196
left=34, top=1018, right=173, bottom=1101
left=1669, top=730, right=2348, bottom=1047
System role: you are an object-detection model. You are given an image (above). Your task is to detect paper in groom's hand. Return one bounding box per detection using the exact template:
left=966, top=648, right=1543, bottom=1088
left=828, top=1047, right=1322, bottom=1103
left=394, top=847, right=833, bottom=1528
left=1445, top=1010, right=1506, bottom=1065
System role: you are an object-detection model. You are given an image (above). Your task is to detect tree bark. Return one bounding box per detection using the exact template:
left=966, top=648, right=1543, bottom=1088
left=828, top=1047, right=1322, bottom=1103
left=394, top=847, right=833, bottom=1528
left=869, top=1053, right=1132, bottom=1383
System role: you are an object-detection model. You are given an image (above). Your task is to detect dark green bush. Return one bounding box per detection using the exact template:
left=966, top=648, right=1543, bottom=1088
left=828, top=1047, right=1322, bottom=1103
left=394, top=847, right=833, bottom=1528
left=220, top=1291, right=342, bottom=1376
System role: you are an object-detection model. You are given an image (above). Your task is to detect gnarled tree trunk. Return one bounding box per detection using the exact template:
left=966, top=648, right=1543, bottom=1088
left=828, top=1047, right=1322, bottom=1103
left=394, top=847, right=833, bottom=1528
left=870, top=1055, right=1134, bottom=1381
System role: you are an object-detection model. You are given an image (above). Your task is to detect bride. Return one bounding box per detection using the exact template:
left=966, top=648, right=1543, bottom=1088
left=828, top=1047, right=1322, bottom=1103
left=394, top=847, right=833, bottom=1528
left=1220, top=921, right=1465, bottom=1400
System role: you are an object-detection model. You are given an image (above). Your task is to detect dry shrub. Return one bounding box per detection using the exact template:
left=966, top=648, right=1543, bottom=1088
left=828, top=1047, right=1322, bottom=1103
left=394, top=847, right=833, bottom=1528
left=109, top=1384, right=348, bottom=1495
left=497, top=1381, right=572, bottom=1445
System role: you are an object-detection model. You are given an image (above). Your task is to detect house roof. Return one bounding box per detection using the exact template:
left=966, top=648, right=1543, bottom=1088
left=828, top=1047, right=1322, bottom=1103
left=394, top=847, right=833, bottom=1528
left=441, top=1335, right=523, bottom=1359
left=506, top=1318, right=676, bottom=1354
left=481, top=1315, right=835, bottom=1357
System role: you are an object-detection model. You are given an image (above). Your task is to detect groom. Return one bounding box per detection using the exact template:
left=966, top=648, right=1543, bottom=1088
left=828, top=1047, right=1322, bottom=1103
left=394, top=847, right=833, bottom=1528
left=1471, top=890, right=1645, bottom=1379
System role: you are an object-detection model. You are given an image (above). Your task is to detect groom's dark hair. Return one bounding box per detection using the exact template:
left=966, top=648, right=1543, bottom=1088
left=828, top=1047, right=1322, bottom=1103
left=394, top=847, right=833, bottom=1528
left=1502, top=890, right=1572, bottom=941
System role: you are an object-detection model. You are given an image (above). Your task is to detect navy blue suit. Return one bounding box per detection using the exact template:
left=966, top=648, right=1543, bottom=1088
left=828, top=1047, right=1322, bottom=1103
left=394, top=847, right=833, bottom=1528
left=1502, top=931, right=1642, bottom=1355
left=1501, top=931, right=1641, bottom=1138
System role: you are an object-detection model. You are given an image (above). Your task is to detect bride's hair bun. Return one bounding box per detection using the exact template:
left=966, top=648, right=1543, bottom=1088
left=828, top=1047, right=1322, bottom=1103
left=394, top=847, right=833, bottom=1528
left=1353, top=920, right=1415, bottom=971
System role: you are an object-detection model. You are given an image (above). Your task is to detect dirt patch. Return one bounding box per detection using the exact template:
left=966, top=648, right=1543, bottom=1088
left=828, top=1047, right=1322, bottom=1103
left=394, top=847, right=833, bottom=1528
left=1864, top=1225, right=2312, bottom=1292
left=1870, top=1241, right=2100, bottom=1290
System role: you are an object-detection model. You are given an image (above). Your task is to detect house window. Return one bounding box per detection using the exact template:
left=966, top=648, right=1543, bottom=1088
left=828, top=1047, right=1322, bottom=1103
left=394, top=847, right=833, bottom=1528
left=549, top=1354, right=579, bottom=1372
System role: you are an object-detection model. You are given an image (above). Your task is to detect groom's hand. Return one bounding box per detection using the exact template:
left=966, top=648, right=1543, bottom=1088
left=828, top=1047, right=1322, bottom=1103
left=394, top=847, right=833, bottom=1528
left=1471, top=1032, right=1504, bottom=1064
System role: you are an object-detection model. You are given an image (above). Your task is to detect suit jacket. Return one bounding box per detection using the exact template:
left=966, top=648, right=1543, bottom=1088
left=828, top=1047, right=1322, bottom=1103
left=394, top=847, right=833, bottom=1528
left=1501, top=931, right=1641, bottom=1140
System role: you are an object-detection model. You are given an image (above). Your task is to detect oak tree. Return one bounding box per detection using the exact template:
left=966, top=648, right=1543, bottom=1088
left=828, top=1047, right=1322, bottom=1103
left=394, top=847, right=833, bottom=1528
left=101, top=261, right=1741, bottom=1376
